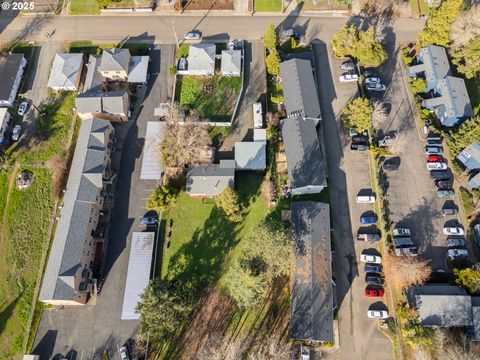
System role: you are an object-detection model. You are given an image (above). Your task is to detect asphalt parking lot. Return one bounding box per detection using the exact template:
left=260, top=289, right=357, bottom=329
left=312, top=41, right=392, bottom=360
left=32, top=44, right=175, bottom=360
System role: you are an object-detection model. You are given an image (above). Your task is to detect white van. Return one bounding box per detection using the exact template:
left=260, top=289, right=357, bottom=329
left=253, top=102, right=263, bottom=129
left=356, top=195, right=376, bottom=204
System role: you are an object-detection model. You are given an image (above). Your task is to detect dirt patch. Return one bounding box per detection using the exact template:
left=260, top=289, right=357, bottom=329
left=47, top=155, right=68, bottom=197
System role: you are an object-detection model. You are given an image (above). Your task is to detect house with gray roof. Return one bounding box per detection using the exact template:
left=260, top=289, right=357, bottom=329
left=291, top=201, right=334, bottom=343
left=39, top=118, right=114, bottom=305
left=457, top=142, right=480, bottom=171
left=407, top=285, right=480, bottom=341
left=47, top=53, right=84, bottom=91
left=423, top=76, right=473, bottom=127
left=280, top=58, right=321, bottom=121
left=221, top=50, right=241, bottom=76
left=234, top=141, right=266, bottom=170
left=187, top=43, right=216, bottom=76
left=128, top=55, right=149, bottom=84
left=83, top=54, right=103, bottom=93
left=75, top=90, right=129, bottom=121
left=98, top=48, right=131, bottom=81
left=0, top=53, right=27, bottom=107
left=408, top=45, right=450, bottom=91
left=186, top=160, right=235, bottom=197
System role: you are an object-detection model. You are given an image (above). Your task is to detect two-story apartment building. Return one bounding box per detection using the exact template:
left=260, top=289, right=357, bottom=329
left=98, top=48, right=131, bottom=81
left=39, top=118, right=115, bottom=305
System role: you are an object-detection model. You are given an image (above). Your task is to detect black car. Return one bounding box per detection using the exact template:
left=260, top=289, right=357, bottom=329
left=382, top=158, right=400, bottom=171
left=435, top=179, right=454, bottom=189
left=350, top=143, right=369, bottom=152
left=430, top=170, right=450, bottom=180
left=365, top=273, right=383, bottom=286
left=352, top=135, right=369, bottom=144
left=364, top=263, right=382, bottom=273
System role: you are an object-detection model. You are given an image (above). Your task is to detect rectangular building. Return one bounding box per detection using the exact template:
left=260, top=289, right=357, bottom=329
left=0, top=53, right=27, bottom=107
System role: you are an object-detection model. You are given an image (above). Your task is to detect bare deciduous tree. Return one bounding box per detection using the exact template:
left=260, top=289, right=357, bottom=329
left=383, top=251, right=432, bottom=290
left=371, top=100, right=387, bottom=130
left=450, top=6, right=480, bottom=50
left=247, top=336, right=290, bottom=360
left=159, top=103, right=212, bottom=168
left=389, top=132, right=408, bottom=155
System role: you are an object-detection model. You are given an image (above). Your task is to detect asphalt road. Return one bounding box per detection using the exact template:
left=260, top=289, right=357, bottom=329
left=0, top=14, right=424, bottom=45
left=32, top=44, right=175, bottom=360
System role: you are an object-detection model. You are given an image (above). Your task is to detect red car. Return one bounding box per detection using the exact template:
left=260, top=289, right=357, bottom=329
left=428, top=155, right=444, bottom=163
left=365, top=287, right=384, bottom=297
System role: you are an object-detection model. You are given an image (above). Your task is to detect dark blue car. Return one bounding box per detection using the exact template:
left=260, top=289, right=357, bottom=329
left=360, top=214, right=377, bottom=224
left=364, top=263, right=382, bottom=273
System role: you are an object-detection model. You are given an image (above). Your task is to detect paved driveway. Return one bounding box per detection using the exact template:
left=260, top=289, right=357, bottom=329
left=312, top=41, right=393, bottom=360
left=32, top=44, right=175, bottom=360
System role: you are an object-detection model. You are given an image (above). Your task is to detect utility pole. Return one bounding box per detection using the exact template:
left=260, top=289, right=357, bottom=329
left=171, top=21, right=179, bottom=49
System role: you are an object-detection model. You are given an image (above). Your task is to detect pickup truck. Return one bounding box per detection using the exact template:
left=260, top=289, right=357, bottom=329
left=393, top=228, right=411, bottom=236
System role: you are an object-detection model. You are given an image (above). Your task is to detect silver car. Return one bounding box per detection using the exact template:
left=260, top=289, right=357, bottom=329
left=447, top=238, right=466, bottom=248
left=184, top=31, right=202, bottom=40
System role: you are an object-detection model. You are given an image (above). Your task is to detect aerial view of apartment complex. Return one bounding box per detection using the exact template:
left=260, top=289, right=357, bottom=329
left=1, top=0, right=480, bottom=359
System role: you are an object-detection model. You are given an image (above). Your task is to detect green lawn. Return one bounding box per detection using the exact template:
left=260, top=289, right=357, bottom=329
left=408, top=0, right=431, bottom=17
left=254, top=0, right=282, bottom=11
left=176, top=75, right=242, bottom=122
left=0, top=168, right=53, bottom=357
left=69, top=0, right=99, bottom=14
left=465, top=78, right=480, bottom=116
left=160, top=174, right=268, bottom=294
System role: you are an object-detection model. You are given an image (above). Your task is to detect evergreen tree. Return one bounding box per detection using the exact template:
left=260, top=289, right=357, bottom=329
left=331, top=24, right=358, bottom=59
left=454, top=267, right=480, bottom=294
left=446, top=116, right=480, bottom=157
left=263, top=23, right=277, bottom=51
left=410, top=78, right=427, bottom=94
left=146, top=184, right=177, bottom=211
left=215, top=186, right=243, bottom=222
left=417, top=0, right=463, bottom=47
left=451, top=37, right=480, bottom=79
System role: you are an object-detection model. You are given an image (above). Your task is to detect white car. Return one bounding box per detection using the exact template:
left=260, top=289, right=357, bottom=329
left=443, top=226, right=464, bottom=235
left=228, top=41, right=235, bottom=50
left=119, top=346, right=130, bottom=360
left=360, top=253, right=382, bottom=264
left=184, top=31, right=202, bottom=40
left=366, top=83, right=386, bottom=92
left=393, top=228, right=411, bottom=236
left=367, top=309, right=389, bottom=319
left=447, top=248, right=469, bottom=260
left=364, top=77, right=381, bottom=85
left=11, top=125, right=21, bottom=141
left=426, top=162, right=447, bottom=171
left=447, top=238, right=466, bottom=248
left=17, top=101, right=29, bottom=116
left=339, top=73, right=359, bottom=82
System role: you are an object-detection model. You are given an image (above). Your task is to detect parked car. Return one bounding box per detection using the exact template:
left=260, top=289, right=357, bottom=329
left=228, top=41, right=235, bottom=50
left=430, top=171, right=450, bottom=180
left=11, top=125, right=21, bottom=141
left=340, top=60, right=355, bottom=70
left=365, top=287, right=384, bottom=297
left=447, top=238, right=466, bottom=248
left=364, top=263, right=382, bottom=273
left=395, top=246, right=418, bottom=257
left=378, top=134, right=396, bottom=147
left=119, top=346, right=130, bottom=360
left=393, top=237, right=414, bottom=248
left=437, top=189, right=455, bottom=198
left=140, top=216, right=158, bottom=225
left=184, top=31, right=202, bottom=40
left=382, top=158, right=400, bottom=172
left=364, top=77, right=381, bottom=85
left=350, top=143, right=369, bottom=152
left=427, top=139, right=442, bottom=146
left=363, top=68, right=378, bottom=77
left=339, top=73, right=359, bottom=82
left=366, top=83, right=386, bottom=92
left=367, top=309, right=389, bottom=319
left=393, top=228, right=411, bottom=236
left=17, top=101, right=28, bottom=116
left=360, top=253, right=382, bottom=264
left=442, top=206, right=458, bottom=216
left=427, top=134, right=442, bottom=142
left=356, top=195, right=376, bottom=203
left=365, top=273, right=383, bottom=286
left=447, top=248, right=469, bottom=260
left=443, top=226, right=464, bottom=236
left=425, top=146, right=443, bottom=155
left=352, top=135, right=369, bottom=144
left=426, top=162, right=447, bottom=171
left=435, top=179, right=454, bottom=189
left=360, top=213, right=377, bottom=224
left=357, top=233, right=381, bottom=242
left=178, top=57, right=187, bottom=70
left=427, top=155, right=444, bottom=162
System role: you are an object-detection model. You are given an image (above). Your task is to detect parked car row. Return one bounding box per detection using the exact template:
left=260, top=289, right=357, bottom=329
left=392, top=227, right=418, bottom=256
left=349, top=130, right=369, bottom=152
left=423, top=134, right=455, bottom=198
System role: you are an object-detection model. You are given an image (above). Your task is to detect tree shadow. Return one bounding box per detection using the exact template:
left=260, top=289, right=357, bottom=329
left=0, top=292, right=23, bottom=338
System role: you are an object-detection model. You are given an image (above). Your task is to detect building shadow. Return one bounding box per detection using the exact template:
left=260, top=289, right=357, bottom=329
left=32, top=329, right=58, bottom=359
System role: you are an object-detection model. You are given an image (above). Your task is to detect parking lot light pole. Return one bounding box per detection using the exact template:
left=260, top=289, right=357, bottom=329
left=171, top=21, right=179, bottom=49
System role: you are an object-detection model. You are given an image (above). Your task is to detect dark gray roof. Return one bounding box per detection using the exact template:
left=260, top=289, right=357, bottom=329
left=39, top=118, right=112, bottom=302
left=0, top=53, right=25, bottom=101
left=99, top=48, right=131, bottom=73
left=280, top=58, right=321, bottom=120
left=438, top=76, right=473, bottom=119
left=186, top=160, right=235, bottom=196
left=280, top=117, right=327, bottom=191
left=291, top=201, right=333, bottom=343
left=83, top=54, right=103, bottom=93
left=472, top=305, right=480, bottom=340
left=409, top=285, right=472, bottom=327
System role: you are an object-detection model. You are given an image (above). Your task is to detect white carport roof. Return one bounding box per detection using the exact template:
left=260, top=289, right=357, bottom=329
left=140, top=121, right=165, bottom=180
left=121, top=232, right=155, bottom=320
left=128, top=56, right=149, bottom=83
